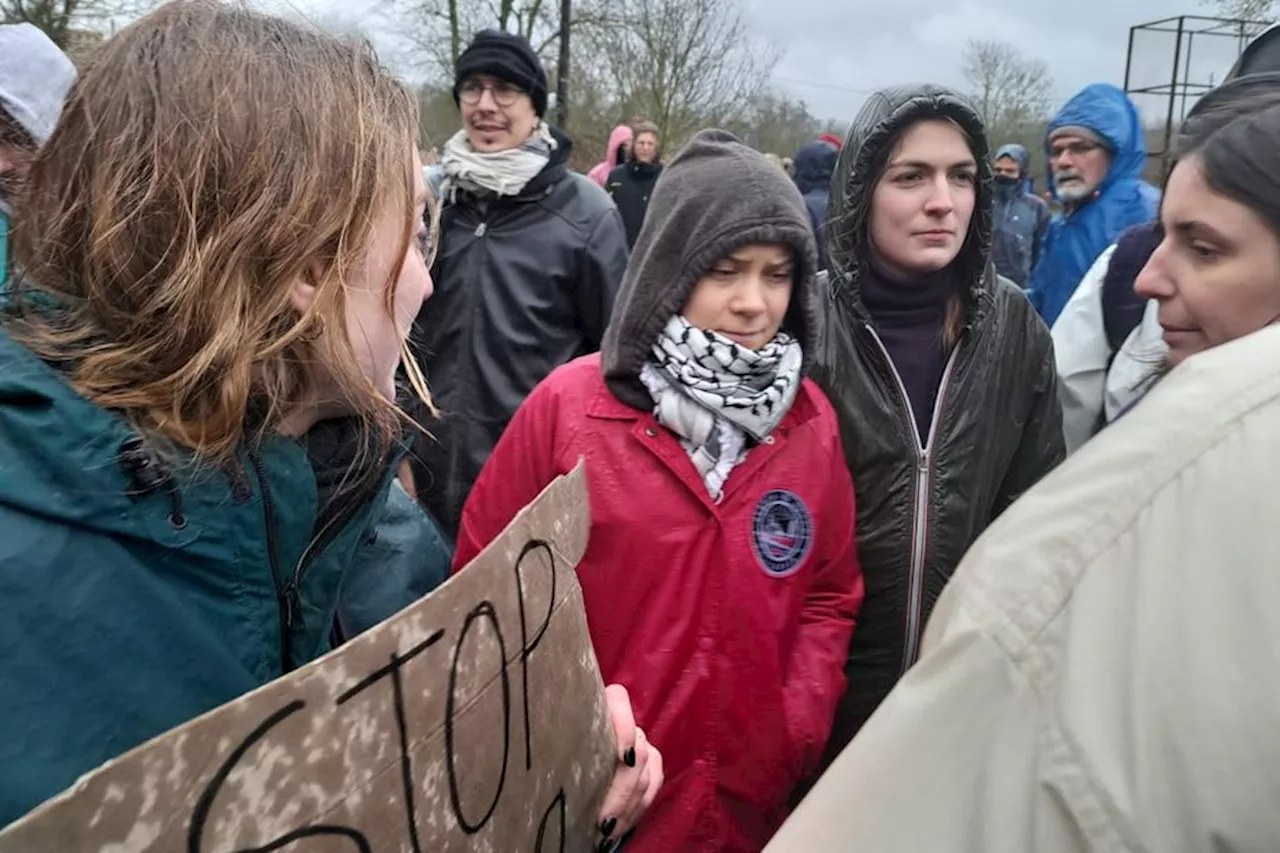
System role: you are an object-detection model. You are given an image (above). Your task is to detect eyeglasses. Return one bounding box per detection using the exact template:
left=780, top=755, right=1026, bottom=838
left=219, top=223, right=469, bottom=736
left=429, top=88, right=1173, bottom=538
left=1049, top=141, right=1102, bottom=161
left=458, top=79, right=524, bottom=107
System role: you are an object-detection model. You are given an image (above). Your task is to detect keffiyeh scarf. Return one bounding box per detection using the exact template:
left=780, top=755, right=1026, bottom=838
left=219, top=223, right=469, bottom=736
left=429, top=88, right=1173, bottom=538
left=639, top=315, right=803, bottom=501
left=440, top=121, right=557, bottom=200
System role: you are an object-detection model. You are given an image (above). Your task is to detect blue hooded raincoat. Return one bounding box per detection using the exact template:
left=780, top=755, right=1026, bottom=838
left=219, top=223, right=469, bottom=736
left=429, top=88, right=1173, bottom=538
left=1028, top=84, right=1160, bottom=327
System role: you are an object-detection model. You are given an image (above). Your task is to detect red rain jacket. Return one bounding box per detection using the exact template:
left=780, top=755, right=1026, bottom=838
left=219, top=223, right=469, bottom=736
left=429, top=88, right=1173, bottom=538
left=453, top=354, right=863, bottom=851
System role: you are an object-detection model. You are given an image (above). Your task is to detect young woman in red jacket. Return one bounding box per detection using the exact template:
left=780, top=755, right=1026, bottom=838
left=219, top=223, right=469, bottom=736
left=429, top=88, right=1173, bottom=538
left=452, top=129, right=864, bottom=852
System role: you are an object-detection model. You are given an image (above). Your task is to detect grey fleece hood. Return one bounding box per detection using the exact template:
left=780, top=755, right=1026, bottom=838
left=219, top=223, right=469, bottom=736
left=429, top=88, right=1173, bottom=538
left=0, top=24, right=76, bottom=147
left=601, top=128, right=821, bottom=411
left=827, top=84, right=994, bottom=317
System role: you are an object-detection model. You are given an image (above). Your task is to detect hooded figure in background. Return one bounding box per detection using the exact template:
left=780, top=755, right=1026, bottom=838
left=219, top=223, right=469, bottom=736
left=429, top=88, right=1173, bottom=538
left=990, top=143, right=1051, bottom=287
left=810, top=85, right=1064, bottom=765
left=588, top=123, right=633, bottom=187
left=0, top=24, right=76, bottom=286
left=793, top=138, right=839, bottom=271
left=606, top=119, right=663, bottom=247
left=1027, top=83, right=1160, bottom=326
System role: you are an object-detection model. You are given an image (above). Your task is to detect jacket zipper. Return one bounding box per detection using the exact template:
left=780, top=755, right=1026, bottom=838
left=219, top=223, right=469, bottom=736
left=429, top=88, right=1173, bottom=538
left=246, top=448, right=296, bottom=675
left=288, top=488, right=371, bottom=638
left=865, top=326, right=961, bottom=674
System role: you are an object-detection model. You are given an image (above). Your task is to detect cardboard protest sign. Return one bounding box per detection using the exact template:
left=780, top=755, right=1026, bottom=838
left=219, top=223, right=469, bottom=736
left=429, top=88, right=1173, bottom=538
left=0, top=460, right=613, bottom=853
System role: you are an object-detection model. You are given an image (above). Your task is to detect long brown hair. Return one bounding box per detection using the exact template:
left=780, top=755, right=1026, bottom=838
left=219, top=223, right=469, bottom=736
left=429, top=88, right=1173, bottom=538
left=7, top=0, right=433, bottom=464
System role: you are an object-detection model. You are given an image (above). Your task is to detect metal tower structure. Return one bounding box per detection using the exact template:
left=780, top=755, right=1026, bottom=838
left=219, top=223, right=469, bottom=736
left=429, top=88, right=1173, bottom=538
left=1124, top=14, right=1271, bottom=178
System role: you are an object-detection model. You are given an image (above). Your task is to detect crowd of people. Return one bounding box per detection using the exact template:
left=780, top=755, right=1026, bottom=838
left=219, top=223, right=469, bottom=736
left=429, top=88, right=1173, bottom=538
left=2, top=2, right=1280, bottom=851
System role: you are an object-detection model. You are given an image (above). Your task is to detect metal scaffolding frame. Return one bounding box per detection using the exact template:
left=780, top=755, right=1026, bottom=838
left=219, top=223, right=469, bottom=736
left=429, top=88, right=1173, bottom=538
left=1124, top=14, right=1270, bottom=177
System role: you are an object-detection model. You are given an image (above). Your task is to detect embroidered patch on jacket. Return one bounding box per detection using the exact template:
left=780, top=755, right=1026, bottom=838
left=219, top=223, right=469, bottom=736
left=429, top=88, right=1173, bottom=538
left=751, top=490, right=814, bottom=578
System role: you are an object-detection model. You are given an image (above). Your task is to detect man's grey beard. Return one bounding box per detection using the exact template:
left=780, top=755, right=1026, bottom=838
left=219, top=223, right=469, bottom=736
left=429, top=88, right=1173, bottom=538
left=1055, top=171, right=1092, bottom=203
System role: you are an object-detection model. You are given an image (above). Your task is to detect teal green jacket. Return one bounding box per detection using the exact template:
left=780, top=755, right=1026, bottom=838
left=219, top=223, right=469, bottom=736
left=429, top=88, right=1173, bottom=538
left=0, top=328, right=450, bottom=825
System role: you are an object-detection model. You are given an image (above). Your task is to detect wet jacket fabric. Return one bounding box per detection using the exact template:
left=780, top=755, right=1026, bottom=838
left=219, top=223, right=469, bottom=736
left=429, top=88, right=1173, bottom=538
left=587, top=123, right=633, bottom=187
left=792, top=140, right=839, bottom=271
left=606, top=159, right=663, bottom=247
left=407, top=126, right=629, bottom=539
left=0, top=327, right=450, bottom=825
left=454, top=130, right=862, bottom=852
left=767, top=323, right=1280, bottom=853
left=811, top=85, right=1066, bottom=759
left=0, top=24, right=75, bottom=287
left=1028, top=84, right=1160, bottom=326
left=990, top=143, right=1051, bottom=287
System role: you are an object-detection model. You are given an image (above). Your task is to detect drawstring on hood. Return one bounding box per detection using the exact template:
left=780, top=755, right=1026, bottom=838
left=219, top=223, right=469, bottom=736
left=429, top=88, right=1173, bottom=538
left=117, top=436, right=188, bottom=529
left=601, top=128, right=821, bottom=411
left=826, top=85, right=993, bottom=324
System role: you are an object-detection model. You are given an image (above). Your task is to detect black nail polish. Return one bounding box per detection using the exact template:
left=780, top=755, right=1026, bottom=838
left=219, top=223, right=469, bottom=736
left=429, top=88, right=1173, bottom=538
left=623, top=746, right=636, bottom=767
left=597, top=839, right=621, bottom=853
left=600, top=816, right=617, bottom=838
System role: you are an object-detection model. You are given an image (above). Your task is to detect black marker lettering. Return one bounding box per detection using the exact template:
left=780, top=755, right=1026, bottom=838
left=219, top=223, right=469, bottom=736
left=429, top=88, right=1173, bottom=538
left=445, top=601, right=511, bottom=834
left=187, top=701, right=370, bottom=853
left=532, top=788, right=567, bottom=853
left=514, top=539, right=557, bottom=772
left=335, top=629, right=447, bottom=853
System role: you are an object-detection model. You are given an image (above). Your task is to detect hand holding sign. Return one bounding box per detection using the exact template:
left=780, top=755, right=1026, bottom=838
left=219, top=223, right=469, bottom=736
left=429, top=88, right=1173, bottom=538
left=0, top=461, right=634, bottom=853
left=598, top=685, right=664, bottom=848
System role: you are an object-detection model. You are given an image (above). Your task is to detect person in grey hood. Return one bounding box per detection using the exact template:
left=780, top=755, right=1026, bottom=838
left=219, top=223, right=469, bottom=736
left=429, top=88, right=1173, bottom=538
left=454, top=129, right=861, bottom=851
left=810, top=85, right=1065, bottom=767
left=0, top=24, right=75, bottom=285
left=991, top=142, right=1051, bottom=287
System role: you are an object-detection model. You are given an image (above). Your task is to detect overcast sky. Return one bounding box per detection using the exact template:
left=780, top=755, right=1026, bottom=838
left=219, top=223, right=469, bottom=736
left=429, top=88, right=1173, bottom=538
left=750, top=0, right=1255, bottom=125
left=304, top=0, right=1259, bottom=127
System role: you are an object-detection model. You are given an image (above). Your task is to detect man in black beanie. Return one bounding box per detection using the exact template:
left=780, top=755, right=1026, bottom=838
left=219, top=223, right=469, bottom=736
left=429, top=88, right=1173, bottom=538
left=407, top=28, right=629, bottom=539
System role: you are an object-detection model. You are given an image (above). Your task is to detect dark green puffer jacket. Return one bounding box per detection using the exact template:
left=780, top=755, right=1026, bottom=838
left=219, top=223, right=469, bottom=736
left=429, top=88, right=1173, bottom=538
left=0, top=328, right=449, bottom=825
left=812, top=85, right=1065, bottom=763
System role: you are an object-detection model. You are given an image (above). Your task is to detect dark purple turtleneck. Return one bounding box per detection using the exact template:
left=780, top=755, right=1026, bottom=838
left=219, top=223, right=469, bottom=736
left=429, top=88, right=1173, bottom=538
left=860, top=260, right=957, bottom=444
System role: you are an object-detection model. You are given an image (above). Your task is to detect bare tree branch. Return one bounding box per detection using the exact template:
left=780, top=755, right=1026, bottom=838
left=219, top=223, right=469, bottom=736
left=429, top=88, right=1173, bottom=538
left=1198, top=0, right=1275, bottom=23
left=1, top=0, right=152, bottom=53
left=579, top=0, right=777, bottom=143
left=961, top=39, right=1055, bottom=142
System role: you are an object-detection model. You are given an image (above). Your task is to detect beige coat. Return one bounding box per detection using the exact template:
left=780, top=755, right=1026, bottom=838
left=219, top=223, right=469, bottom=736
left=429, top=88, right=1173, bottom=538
left=766, top=325, right=1280, bottom=852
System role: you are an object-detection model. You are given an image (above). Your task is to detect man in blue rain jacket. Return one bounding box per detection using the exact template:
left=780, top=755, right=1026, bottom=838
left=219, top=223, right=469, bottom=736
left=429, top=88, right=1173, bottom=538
left=1027, top=84, right=1160, bottom=327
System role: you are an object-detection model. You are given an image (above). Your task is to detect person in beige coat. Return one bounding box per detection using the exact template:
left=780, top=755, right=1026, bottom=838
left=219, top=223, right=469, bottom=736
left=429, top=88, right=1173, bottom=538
left=765, top=88, right=1280, bottom=853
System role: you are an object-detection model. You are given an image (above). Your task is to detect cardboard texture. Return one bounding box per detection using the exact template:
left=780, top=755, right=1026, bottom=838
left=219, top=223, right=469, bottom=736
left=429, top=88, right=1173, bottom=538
left=0, top=461, right=613, bottom=853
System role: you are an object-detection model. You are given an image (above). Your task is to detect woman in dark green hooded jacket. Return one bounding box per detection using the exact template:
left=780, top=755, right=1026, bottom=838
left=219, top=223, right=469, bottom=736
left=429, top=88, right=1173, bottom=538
left=0, top=0, right=657, bottom=833
left=812, top=85, right=1066, bottom=766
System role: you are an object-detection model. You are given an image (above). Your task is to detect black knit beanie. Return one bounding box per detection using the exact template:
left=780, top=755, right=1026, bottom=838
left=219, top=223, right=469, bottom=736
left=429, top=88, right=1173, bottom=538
left=453, top=30, right=549, bottom=118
